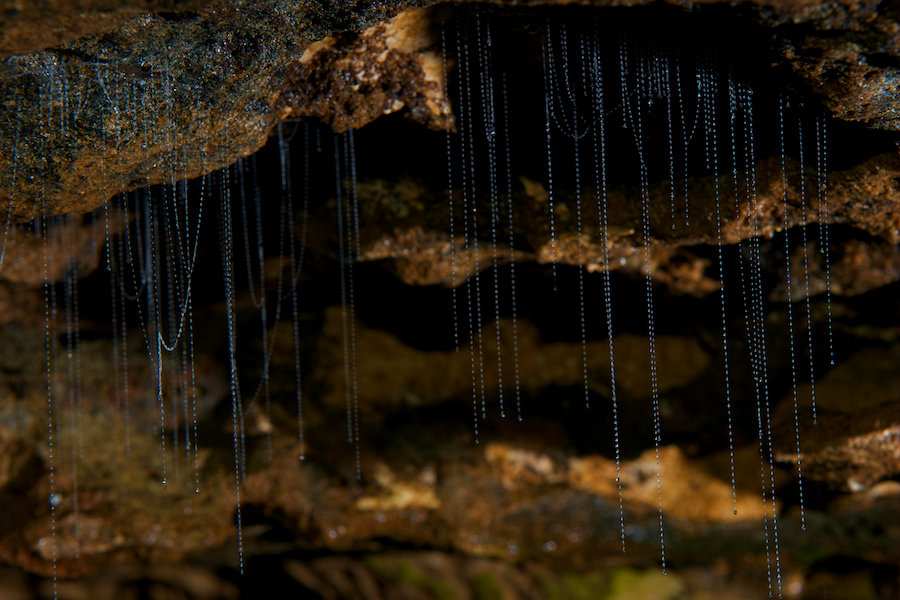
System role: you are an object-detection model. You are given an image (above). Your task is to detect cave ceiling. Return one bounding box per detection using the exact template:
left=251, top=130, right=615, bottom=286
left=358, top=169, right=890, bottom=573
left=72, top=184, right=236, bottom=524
left=0, top=0, right=898, bottom=221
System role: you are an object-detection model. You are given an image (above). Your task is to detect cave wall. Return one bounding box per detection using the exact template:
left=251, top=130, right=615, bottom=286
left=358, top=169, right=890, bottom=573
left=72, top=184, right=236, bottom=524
left=0, top=1, right=898, bottom=599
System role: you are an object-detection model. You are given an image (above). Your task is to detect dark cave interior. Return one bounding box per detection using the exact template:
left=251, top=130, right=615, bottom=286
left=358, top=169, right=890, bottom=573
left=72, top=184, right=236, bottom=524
left=0, top=2, right=898, bottom=599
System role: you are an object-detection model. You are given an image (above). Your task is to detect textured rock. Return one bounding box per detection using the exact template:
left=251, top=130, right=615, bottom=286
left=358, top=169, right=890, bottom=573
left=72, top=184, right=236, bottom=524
left=0, top=321, right=232, bottom=578
left=0, top=0, right=214, bottom=57
left=311, top=307, right=711, bottom=415
left=0, top=0, right=898, bottom=223
left=0, top=276, right=895, bottom=581
left=0, top=214, right=124, bottom=286
left=278, top=7, right=452, bottom=133
left=773, top=344, right=900, bottom=492
left=0, top=554, right=781, bottom=599
left=348, top=154, right=900, bottom=291
left=0, top=0, right=417, bottom=221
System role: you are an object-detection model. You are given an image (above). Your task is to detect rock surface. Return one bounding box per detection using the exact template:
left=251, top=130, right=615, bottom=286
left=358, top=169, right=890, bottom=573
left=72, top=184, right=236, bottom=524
left=0, top=281, right=897, bottom=592
left=346, top=154, right=899, bottom=292
left=0, top=0, right=898, bottom=221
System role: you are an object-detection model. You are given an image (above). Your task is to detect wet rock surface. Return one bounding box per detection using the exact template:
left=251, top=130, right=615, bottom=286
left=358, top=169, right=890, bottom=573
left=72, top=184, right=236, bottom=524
left=343, top=154, right=900, bottom=292
left=0, top=253, right=897, bottom=595
left=0, top=0, right=418, bottom=221
left=773, top=344, right=900, bottom=492
left=0, top=0, right=898, bottom=221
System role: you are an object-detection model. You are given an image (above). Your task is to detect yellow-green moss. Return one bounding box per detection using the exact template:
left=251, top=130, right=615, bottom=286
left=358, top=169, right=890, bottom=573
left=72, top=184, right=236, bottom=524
left=470, top=571, right=503, bottom=600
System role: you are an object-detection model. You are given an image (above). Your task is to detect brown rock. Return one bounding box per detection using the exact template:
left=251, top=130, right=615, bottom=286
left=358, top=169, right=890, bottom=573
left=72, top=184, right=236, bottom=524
left=312, top=307, right=710, bottom=417
left=773, top=344, right=900, bottom=492
left=348, top=151, right=899, bottom=293
left=0, top=0, right=899, bottom=223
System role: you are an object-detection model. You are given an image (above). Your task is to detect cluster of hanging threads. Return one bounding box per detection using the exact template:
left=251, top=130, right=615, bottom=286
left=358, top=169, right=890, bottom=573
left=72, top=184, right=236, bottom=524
left=440, top=10, right=841, bottom=583
left=5, top=7, right=854, bottom=594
